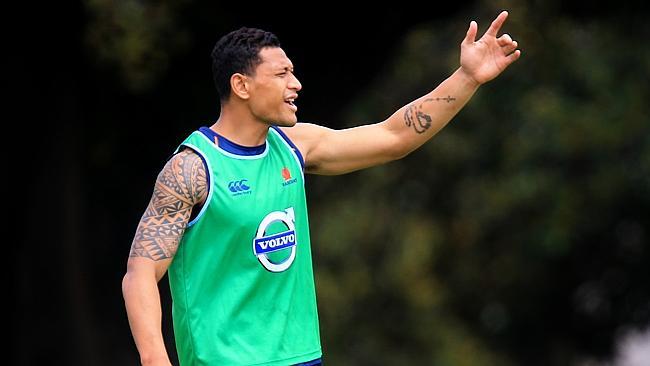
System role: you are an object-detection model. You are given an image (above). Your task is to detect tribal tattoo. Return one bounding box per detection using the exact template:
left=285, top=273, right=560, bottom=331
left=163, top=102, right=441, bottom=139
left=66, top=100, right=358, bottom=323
left=129, top=149, right=207, bottom=260
left=404, top=96, right=456, bottom=134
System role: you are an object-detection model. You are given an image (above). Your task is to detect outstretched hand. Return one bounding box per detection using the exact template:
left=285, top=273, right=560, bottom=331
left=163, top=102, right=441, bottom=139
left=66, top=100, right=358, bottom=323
left=460, top=11, right=521, bottom=85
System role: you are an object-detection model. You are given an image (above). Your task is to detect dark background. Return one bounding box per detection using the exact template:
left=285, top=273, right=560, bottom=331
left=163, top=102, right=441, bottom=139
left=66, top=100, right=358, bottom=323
left=12, top=0, right=650, bottom=365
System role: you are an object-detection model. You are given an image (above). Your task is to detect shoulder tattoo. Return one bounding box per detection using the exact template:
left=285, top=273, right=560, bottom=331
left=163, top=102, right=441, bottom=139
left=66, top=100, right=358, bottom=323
left=129, top=149, right=207, bottom=260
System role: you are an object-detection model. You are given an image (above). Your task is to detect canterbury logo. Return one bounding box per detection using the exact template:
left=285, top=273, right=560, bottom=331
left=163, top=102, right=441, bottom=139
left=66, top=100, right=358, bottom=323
left=228, top=179, right=250, bottom=193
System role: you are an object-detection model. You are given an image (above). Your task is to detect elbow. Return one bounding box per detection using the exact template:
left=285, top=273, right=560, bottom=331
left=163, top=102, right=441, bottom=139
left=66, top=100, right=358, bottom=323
left=386, top=139, right=412, bottom=162
left=382, top=125, right=412, bottom=162
left=122, top=257, right=166, bottom=295
left=393, top=145, right=412, bottom=161
left=122, top=261, right=142, bottom=299
left=122, top=271, right=133, bottom=299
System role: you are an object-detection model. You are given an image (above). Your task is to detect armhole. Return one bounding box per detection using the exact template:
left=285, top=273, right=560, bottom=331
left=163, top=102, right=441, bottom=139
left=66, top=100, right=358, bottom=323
left=177, top=143, right=213, bottom=227
left=270, top=126, right=305, bottom=174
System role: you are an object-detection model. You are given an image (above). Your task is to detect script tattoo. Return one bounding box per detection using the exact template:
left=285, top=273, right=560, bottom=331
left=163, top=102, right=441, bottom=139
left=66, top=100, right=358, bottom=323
left=129, top=149, right=207, bottom=260
left=404, top=96, right=456, bottom=134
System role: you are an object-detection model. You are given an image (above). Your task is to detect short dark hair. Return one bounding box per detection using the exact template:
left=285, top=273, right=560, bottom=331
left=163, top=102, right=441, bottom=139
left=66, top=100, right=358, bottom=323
left=211, top=27, right=281, bottom=102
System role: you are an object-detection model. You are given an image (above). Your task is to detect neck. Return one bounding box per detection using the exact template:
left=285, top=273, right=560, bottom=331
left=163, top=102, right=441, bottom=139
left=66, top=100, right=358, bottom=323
left=209, top=103, right=269, bottom=146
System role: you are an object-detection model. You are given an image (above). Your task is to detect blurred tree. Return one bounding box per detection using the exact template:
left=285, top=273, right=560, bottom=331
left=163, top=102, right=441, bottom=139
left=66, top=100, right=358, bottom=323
left=84, top=0, right=190, bottom=92
left=18, top=0, right=649, bottom=365
left=309, top=1, right=649, bottom=365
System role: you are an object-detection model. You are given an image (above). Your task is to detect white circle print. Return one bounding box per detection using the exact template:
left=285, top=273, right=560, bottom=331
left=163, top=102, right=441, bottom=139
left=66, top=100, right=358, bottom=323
left=252, top=207, right=297, bottom=272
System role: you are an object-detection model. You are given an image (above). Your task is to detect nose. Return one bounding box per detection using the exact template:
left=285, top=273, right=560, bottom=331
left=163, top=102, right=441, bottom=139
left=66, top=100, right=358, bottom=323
left=288, top=73, right=302, bottom=91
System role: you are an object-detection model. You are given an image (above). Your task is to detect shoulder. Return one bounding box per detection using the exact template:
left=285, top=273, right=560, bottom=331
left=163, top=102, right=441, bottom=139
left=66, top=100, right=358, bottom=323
left=279, top=122, right=330, bottom=136
left=277, top=123, right=336, bottom=171
left=278, top=123, right=331, bottom=149
left=157, top=148, right=208, bottom=205
left=277, top=123, right=329, bottom=166
left=169, top=147, right=204, bottom=165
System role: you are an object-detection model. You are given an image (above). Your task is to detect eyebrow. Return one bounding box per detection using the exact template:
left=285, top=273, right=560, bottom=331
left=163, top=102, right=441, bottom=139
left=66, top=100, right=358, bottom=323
left=276, top=65, right=294, bottom=72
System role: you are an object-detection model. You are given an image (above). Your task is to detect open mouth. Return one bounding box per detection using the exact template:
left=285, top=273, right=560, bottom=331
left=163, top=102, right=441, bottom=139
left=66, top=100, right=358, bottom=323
left=285, top=98, right=297, bottom=111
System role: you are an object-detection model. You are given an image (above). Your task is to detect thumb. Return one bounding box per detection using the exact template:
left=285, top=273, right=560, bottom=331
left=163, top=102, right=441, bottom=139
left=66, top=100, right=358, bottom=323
left=463, top=20, right=477, bottom=45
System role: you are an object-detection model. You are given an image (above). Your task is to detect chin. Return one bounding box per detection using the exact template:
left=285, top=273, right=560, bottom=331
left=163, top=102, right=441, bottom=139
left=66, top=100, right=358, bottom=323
left=274, top=118, right=298, bottom=127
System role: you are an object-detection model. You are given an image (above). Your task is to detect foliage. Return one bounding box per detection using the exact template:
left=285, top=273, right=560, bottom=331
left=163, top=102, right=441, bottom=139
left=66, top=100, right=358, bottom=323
left=24, top=1, right=649, bottom=364
left=310, top=5, right=649, bottom=365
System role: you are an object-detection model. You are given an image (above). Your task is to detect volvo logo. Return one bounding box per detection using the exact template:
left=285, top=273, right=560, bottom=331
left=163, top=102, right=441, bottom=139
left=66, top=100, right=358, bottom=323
left=253, top=207, right=297, bottom=272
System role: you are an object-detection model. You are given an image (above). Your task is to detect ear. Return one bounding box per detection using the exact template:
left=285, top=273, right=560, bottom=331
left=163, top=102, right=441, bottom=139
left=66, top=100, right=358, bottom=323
left=230, top=73, right=251, bottom=100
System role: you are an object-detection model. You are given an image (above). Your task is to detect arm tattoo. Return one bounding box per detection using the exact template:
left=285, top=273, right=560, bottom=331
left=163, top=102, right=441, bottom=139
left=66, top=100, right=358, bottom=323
left=129, top=149, right=207, bottom=260
left=404, top=96, right=456, bottom=134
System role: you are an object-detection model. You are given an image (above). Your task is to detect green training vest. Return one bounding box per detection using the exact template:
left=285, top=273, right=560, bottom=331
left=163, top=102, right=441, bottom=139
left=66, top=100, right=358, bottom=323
left=168, top=127, right=321, bottom=365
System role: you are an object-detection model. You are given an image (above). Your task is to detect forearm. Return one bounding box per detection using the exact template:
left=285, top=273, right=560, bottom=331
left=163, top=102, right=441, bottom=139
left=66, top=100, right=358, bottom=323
left=386, top=67, right=479, bottom=156
left=122, top=271, right=172, bottom=365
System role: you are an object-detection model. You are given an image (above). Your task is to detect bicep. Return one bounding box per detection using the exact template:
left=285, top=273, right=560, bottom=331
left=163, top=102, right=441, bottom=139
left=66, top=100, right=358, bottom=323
left=127, top=149, right=207, bottom=280
left=284, top=122, right=404, bottom=175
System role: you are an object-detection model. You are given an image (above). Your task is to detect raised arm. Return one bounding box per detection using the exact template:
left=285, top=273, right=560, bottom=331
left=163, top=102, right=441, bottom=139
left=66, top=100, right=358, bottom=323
left=283, top=11, right=520, bottom=175
left=122, top=149, right=207, bottom=366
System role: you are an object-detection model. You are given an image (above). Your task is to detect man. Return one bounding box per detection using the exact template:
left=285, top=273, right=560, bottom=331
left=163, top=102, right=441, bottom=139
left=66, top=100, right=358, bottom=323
left=123, top=11, right=520, bottom=366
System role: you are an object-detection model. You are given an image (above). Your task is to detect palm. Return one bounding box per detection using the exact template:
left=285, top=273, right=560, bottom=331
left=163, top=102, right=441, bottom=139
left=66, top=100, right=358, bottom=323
left=460, top=11, right=521, bottom=85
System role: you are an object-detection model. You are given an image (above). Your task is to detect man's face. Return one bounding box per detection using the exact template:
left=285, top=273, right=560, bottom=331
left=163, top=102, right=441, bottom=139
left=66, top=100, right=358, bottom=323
left=247, top=47, right=302, bottom=127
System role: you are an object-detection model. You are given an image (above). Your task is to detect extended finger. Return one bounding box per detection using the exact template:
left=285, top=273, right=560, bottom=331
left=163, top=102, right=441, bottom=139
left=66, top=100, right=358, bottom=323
left=463, top=20, right=478, bottom=45
left=485, top=10, right=509, bottom=37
